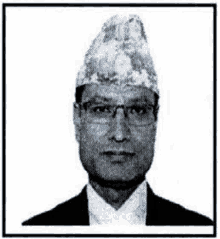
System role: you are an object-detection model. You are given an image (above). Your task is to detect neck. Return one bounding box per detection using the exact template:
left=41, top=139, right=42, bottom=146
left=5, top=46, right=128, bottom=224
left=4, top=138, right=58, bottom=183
left=89, top=177, right=145, bottom=210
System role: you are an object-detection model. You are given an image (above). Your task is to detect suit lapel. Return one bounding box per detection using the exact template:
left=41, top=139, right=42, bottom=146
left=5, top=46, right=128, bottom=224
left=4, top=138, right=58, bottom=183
left=71, top=186, right=90, bottom=225
left=146, top=184, right=159, bottom=225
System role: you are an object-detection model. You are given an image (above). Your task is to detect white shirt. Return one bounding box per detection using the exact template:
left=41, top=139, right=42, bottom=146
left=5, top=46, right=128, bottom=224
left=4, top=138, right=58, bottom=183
left=87, top=181, right=147, bottom=225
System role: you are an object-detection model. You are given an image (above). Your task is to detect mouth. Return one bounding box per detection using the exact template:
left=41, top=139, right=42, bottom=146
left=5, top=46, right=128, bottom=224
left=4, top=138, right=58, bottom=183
left=101, top=151, right=135, bottom=156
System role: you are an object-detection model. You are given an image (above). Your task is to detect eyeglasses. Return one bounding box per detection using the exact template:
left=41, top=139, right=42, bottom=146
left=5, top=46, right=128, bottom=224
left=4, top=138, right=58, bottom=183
left=75, top=101, right=156, bottom=126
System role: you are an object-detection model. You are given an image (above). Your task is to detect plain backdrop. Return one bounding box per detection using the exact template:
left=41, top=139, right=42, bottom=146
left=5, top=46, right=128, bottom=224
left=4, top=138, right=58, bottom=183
left=5, top=6, right=213, bottom=233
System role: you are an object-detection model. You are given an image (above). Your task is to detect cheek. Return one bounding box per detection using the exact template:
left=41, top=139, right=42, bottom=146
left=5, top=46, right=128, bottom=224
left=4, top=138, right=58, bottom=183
left=132, top=124, right=157, bottom=150
left=79, top=124, right=108, bottom=171
left=132, top=125, right=157, bottom=173
left=80, top=123, right=108, bottom=146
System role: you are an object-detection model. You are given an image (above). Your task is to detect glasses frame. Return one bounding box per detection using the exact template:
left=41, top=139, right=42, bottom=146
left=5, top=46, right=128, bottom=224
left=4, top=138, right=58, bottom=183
left=74, top=101, right=157, bottom=126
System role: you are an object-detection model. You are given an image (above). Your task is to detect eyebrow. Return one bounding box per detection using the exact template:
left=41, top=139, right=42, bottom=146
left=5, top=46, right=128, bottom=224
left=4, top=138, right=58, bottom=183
left=86, top=96, right=112, bottom=103
left=127, top=97, right=154, bottom=105
left=85, top=95, right=154, bottom=105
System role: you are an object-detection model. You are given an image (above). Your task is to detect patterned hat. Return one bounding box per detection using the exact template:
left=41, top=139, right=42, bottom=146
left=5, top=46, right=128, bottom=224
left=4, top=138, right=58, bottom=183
left=76, top=14, right=159, bottom=95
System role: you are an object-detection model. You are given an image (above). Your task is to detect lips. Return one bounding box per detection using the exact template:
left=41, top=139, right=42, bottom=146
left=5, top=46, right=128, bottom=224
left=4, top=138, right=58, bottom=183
left=101, top=150, right=135, bottom=156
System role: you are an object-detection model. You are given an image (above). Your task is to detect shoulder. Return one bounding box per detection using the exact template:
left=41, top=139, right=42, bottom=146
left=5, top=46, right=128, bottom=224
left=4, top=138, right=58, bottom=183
left=22, top=187, right=89, bottom=226
left=148, top=186, right=213, bottom=225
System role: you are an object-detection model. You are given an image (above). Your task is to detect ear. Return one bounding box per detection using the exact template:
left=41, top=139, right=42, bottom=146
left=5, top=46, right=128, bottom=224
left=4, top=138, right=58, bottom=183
left=73, top=103, right=81, bottom=143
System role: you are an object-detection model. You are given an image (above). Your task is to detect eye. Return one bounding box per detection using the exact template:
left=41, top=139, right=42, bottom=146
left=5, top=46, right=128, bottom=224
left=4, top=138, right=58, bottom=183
left=129, top=105, right=154, bottom=115
left=130, top=106, right=147, bottom=115
left=92, top=106, right=110, bottom=113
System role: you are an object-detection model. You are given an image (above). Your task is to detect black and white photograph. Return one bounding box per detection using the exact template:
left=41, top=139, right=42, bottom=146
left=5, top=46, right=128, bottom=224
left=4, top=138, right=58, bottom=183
left=4, top=3, right=215, bottom=236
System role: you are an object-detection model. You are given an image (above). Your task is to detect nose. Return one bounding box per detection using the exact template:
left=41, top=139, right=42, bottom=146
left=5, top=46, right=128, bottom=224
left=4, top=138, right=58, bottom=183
left=108, top=108, right=131, bottom=142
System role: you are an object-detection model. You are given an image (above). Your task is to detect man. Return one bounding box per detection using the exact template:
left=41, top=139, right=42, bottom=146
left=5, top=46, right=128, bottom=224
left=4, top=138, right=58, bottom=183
left=22, top=14, right=212, bottom=226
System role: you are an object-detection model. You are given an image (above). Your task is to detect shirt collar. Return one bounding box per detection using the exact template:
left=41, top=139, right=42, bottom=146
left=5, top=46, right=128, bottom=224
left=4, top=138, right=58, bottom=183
left=87, top=180, right=147, bottom=225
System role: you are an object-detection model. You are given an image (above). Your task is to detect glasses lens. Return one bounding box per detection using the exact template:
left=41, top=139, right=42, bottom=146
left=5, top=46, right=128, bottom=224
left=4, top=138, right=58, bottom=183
left=127, top=105, right=154, bottom=126
left=87, top=104, right=112, bottom=124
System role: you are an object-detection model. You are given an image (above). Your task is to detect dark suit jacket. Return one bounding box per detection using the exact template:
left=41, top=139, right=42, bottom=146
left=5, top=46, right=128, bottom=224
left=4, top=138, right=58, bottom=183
left=22, top=184, right=212, bottom=226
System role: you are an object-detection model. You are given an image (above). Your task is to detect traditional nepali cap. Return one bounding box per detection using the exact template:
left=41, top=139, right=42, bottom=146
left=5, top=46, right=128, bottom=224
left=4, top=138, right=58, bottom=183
left=76, top=14, right=159, bottom=95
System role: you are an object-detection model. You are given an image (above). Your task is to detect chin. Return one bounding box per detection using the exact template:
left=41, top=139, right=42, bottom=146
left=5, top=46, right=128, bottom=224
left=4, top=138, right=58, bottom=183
left=89, top=174, right=145, bottom=189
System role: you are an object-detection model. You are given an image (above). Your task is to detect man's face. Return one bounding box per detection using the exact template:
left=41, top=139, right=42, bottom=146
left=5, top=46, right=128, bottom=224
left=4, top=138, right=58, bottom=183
left=75, top=84, right=157, bottom=185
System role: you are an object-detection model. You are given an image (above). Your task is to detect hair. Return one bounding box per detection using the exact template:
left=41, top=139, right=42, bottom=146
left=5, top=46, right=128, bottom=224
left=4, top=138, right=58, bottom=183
left=75, top=85, right=86, bottom=104
left=75, top=85, right=159, bottom=121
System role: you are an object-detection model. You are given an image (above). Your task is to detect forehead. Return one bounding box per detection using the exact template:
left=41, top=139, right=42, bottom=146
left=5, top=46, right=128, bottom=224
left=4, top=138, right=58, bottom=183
left=81, top=84, right=155, bottom=104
